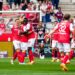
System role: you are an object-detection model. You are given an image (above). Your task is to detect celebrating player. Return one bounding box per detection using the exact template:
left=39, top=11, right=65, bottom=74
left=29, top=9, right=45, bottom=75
left=51, top=22, right=60, bottom=62
left=10, top=19, right=24, bottom=64
left=19, top=17, right=35, bottom=64
left=26, top=15, right=35, bottom=64
left=19, top=18, right=28, bottom=64
left=48, top=14, right=74, bottom=71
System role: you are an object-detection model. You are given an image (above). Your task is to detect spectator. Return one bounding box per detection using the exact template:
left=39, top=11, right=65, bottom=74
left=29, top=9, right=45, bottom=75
left=32, top=13, right=40, bottom=31
left=36, top=0, right=42, bottom=10
left=50, top=9, right=56, bottom=22
left=40, top=0, right=48, bottom=23
left=45, top=5, right=52, bottom=33
left=22, top=0, right=30, bottom=4
left=25, top=3, right=32, bottom=11
left=55, top=7, right=63, bottom=22
left=51, top=0, right=59, bottom=9
left=45, top=6, right=51, bottom=23
left=21, top=0, right=28, bottom=10
left=7, top=0, right=14, bottom=10
left=0, top=0, right=3, bottom=10
left=33, top=4, right=37, bottom=11
left=30, top=0, right=37, bottom=3
left=14, top=0, right=21, bottom=9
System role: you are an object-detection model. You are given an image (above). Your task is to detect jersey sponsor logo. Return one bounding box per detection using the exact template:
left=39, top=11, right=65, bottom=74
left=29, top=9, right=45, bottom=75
left=59, top=23, right=66, bottom=34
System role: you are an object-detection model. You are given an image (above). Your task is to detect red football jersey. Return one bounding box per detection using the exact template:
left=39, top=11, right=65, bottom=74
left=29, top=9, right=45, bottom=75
left=58, top=21, right=70, bottom=43
left=11, top=25, right=20, bottom=41
left=20, top=24, right=28, bottom=42
left=27, top=23, right=35, bottom=40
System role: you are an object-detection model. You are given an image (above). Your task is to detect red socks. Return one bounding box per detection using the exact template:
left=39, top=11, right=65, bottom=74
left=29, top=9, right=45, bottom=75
left=52, top=50, right=55, bottom=58
left=62, top=55, right=69, bottom=64
left=13, top=52, right=17, bottom=60
left=28, top=50, right=34, bottom=62
left=21, top=52, right=26, bottom=63
left=17, top=52, right=25, bottom=63
left=57, top=51, right=60, bottom=59
left=13, top=51, right=26, bottom=63
left=69, top=50, right=74, bottom=60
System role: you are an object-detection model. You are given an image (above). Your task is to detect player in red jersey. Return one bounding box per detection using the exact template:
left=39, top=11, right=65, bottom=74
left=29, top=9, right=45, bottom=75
left=19, top=17, right=35, bottom=64
left=48, top=14, right=74, bottom=71
left=19, top=18, right=28, bottom=64
left=10, top=19, right=24, bottom=64
left=24, top=16, right=35, bottom=64
left=51, top=25, right=60, bottom=62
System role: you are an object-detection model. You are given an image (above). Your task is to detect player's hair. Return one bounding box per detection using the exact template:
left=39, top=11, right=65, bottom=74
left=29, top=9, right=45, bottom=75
left=63, top=14, right=71, bottom=20
left=22, top=18, right=28, bottom=24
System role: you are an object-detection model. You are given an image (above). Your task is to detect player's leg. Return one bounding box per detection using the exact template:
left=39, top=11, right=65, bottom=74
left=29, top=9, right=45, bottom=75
left=51, top=48, right=56, bottom=62
left=57, top=43, right=64, bottom=61
left=28, top=38, right=35, bottom=64
left=57, top=43, right=68, bottom=71
left=20, top=42, right=28, bottom=64
left=60, top=43, right=70, bottom=71
left=51, top=40, right=58, bottom=62
left=56, top=42, right=60, bottom=62
left=11, top=40, right=21, bottom=64
left=62, top=43, right=70, bottom=64
left=56, top=48, right=60, bottom=62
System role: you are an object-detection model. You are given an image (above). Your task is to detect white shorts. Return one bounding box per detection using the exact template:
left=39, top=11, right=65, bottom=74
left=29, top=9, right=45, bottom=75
left=52, top=40, right=58, bottom=48
left=71, top=39, right=75, bottom=48
left=20, top=42, right=28, bottom=50
left=13, top=40, right=20, bottom=50
left=28, top=38, right=35, bottom=47
left=58, top=42, right=70, bottom=52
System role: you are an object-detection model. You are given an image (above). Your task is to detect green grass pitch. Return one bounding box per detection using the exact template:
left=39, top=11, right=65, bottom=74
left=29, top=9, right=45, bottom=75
left=0, top=58, right=75, bottom=75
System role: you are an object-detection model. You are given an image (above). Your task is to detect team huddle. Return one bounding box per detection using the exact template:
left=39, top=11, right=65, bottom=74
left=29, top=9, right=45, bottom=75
left=10, top=15, right=35, bottom=65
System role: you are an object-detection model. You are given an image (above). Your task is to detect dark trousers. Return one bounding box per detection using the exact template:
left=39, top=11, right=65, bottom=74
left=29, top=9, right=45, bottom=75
left=14, top=0, right=21, bottom=6
left=51, top=0, right=59, bottom=9
left=7, top=0, right=14, bottom=9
